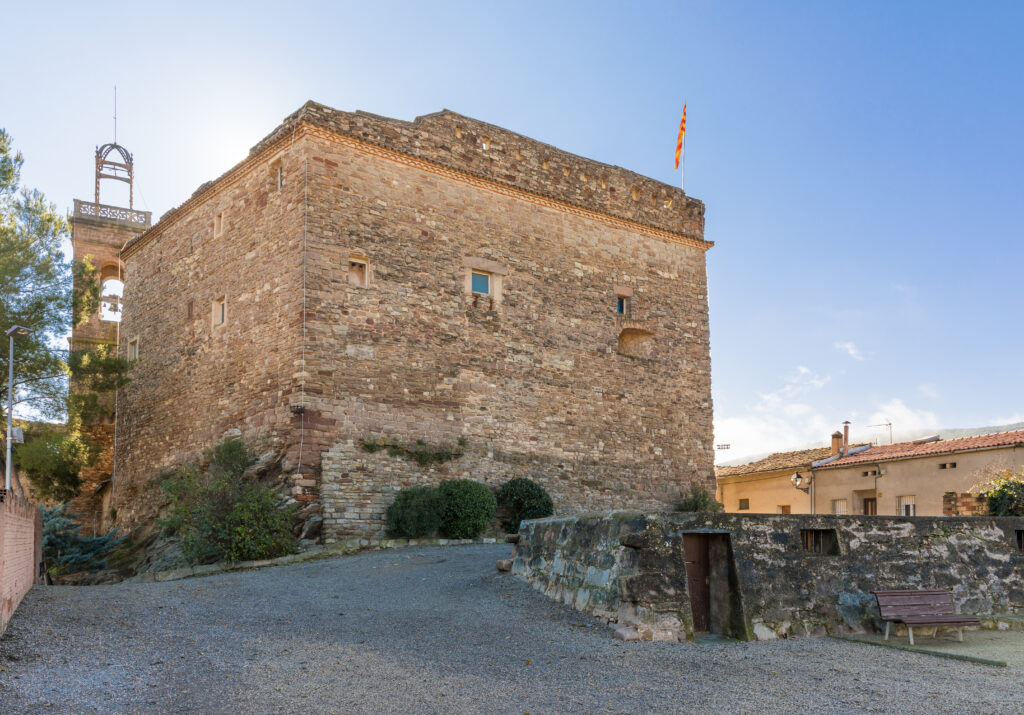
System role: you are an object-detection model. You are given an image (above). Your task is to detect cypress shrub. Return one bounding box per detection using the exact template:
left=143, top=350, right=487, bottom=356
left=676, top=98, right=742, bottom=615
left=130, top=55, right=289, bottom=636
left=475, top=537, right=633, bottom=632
left=497, top=477, right=554, bottom=532
left=386, top=486, right=444, bottom=537
left=438, top=479, right=497, bottom=539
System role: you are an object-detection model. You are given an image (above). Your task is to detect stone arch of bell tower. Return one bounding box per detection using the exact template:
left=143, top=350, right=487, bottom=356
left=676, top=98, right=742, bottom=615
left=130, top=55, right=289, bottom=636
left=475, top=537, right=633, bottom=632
left=68, top=141, right=151, bottom=534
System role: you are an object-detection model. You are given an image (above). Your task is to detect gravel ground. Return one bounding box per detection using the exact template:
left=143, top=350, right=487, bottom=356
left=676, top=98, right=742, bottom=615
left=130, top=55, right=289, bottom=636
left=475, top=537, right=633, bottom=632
left=1, top=544, right=1021, bottom=714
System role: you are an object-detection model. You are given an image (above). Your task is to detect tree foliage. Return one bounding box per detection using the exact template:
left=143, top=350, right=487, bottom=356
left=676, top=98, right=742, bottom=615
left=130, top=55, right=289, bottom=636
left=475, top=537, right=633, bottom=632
left=15, top=425, right=97, bottom=501
left=42, top=502, right=125, bottom=574
left=158, top=439, right=298, bottom=564
left=975, top=468, right=1024, bottom=516
left=674, top=483, right=724, bottom=513
left=0, top=128, right=71, bottom=422
left=1, top=129, right=130, bottom=499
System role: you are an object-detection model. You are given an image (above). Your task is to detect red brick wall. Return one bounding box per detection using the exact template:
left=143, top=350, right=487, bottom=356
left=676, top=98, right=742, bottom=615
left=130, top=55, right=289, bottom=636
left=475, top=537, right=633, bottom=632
left=942, top=491, right=988, bottom=516
left=0, top=494, right=43, bottom=634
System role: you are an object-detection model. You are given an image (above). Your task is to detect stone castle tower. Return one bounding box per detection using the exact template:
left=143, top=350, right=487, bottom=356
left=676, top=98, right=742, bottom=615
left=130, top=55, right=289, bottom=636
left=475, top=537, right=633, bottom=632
left=110, top=101, right=715, bottom=539
left=69, top=143, right=150, bottom=533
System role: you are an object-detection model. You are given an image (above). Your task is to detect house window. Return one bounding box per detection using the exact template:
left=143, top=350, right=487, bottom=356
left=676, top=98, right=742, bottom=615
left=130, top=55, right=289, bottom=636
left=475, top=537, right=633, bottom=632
left=897, top=495, right=916, bottom=516
left=738, top=498, right=750, bottom=511
left=471, top=271, right=491, bottom=295
left=832, top=499, right=848, bottom=515
left=127, top=338, right=139, bottom=361
left=777, top=505, right=791, bottom=514
left=939, top=462, right=957, bottom=469
left=800, top=529, right=840, bottom=555
left=349, top=259, right=368, bottom=288
left=214, top=212, right=224, bottom=237
left=213, top=297, right=226, bottom=327
left=862, top=469, right=879, bottom=477
left=616, top=296, right=629, bottom=315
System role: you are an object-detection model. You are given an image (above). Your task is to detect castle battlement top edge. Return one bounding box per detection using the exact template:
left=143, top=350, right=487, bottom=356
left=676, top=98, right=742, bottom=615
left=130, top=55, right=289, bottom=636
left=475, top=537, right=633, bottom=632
left=125, top=100, right=707, bottom=257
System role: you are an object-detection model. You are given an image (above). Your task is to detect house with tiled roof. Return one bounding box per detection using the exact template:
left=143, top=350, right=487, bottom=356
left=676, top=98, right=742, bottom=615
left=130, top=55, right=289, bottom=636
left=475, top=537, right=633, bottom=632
left=715, top=431, right=847, bottom=514
left=716, top=427, right=1024, bottom=516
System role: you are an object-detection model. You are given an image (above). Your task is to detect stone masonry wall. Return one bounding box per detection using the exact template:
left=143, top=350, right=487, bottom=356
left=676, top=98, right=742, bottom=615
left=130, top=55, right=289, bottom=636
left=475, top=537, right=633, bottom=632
left=114, top=138, right=308, bottom=527
left=116, top=102, right=713, bottom=532
left=512, top=513, right=1024, bottom=642
left=302, top=110, right=713, bottom=533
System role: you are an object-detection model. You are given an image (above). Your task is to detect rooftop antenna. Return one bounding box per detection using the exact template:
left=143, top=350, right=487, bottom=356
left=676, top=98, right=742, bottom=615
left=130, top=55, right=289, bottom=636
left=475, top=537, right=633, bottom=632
left=867, top=422, right=893, bottom=444
left=113, top=85, right=117, bottom=143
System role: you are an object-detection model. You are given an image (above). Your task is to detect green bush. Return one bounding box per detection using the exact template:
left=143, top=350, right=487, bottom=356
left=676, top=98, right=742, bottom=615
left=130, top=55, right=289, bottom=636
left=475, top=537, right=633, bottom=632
left=674, top=483, right=724, bottom=513
left=159, top=439, right=298, bottom=564
left=497, top=477, right=554, bottom=532
left=42, top=503, right=125, bottom=575
left=438, top=479, right=497, bottom=539
left=978, top=469, right=1024, bottom=516
left=386, top=486, right=444, bottom=538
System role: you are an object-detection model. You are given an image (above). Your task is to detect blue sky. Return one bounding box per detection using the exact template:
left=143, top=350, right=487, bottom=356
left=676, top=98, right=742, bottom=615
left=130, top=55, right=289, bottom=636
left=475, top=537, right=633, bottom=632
left=3, top=1, right=1022, bottom=461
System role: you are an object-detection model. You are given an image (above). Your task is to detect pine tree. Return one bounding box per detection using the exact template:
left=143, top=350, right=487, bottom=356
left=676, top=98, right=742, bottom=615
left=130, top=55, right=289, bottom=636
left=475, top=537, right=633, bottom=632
left=42, top=503, right=125, bottom=573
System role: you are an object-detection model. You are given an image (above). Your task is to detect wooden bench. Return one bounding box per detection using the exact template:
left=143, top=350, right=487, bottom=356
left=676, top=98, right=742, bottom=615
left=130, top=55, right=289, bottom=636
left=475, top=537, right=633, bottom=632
left=872, top=589, right=980, bottom=645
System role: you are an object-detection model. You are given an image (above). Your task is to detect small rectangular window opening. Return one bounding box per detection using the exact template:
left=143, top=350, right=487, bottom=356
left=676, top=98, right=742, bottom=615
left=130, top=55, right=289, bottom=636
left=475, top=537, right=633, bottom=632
left=213, top=297, right=226, bottom=327
left=616, top=296, right=629, bottom=315
left=777, top=505, right=791, bottom=514
left=349, top=260, right=368, bottom=288
left=832, top=499, right=848, bottom=515
left=186, top=300, right=194, bottom=320
left=128, top=339, right=139, bottom=361
left=800, top=528, right=840, bottom=555
left=471, top=271, right=491, bottom=295
left=738, top=498, right=750, bottom=511
left=277, top=166, right=284, bottom=190
left=214, top=212, right=224, bottom=236
left=1016, top=530, right=1024, bottom=552
left=939, top=462, right=957, bottom=470
left=897, top=495, right=916, bottom=516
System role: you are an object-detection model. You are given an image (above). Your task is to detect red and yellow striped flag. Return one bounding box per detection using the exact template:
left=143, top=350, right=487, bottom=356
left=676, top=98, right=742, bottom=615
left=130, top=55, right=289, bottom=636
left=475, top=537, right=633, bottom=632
left=674, top=103, right=687, bottom=170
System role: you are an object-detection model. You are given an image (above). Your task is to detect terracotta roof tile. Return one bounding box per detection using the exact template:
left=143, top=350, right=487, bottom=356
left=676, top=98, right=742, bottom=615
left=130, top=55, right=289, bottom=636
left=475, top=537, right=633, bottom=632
left=716, top=446, right=835, bottom=478
left=815, top=429, right=1024, bottom=469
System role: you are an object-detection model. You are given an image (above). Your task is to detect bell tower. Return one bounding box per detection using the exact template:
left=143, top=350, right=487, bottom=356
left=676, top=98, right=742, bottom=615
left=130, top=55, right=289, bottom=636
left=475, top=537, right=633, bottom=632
left=69, top=142, right=151, bottom=533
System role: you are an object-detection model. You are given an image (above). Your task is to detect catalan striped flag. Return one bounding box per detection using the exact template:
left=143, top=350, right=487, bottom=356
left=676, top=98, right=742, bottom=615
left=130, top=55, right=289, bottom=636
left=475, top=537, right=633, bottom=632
left=674, top=103, right=687, bottom=170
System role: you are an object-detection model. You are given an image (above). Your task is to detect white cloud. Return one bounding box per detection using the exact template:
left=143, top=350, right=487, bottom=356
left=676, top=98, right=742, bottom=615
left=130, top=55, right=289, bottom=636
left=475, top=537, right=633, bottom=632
left=834, top=341, right=865, bottom=361
left=714, top=366, right=833, bottom=462
left=867, top=399, right=939, bottom=439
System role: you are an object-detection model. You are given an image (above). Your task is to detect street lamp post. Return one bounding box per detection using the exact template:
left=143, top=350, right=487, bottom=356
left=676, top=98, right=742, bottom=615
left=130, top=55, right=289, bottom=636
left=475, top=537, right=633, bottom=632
left=5, top=325, right=31, bottom=496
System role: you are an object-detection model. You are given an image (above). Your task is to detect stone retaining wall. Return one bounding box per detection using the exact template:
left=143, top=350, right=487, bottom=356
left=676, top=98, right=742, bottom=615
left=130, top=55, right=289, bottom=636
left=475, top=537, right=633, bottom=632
left=1, top=495, right=43, bottom=635
left=512, top=512, right=1024, bottom=642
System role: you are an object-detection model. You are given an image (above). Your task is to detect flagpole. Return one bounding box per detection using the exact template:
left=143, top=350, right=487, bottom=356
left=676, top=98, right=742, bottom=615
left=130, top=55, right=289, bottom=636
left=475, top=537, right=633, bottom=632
left=681, top=130, right=685, bottom=192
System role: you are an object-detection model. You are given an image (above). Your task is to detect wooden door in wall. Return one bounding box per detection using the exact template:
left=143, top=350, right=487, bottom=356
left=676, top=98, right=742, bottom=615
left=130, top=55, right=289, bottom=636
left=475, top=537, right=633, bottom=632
left=863, top=498, right=877, bottom=515
left=683, top=533, right=711, bottom=632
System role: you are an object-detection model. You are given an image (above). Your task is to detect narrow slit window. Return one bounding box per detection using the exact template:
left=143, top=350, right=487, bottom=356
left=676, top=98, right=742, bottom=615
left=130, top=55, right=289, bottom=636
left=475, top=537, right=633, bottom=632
left=349, top=260, right=368, bottom=288
left=616, top=296, right=629, bottom=315
left=214, top=212, right=224, bottom=237
left=1016, top=530, right=1023, bottom=552
left=471, top=271, right=491, bottom=295
left=277, top=165, right=284, bottom=190
left=213, top=297, right=226, bottom=327
left=127, top=338, right=139, bottom=361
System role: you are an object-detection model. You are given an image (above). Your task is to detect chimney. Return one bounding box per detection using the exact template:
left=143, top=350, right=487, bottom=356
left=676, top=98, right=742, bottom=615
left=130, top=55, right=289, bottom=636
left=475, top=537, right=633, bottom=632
left=830, top=431, right=843, bottom=456
left=842, top=421, right=851, bottom=456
